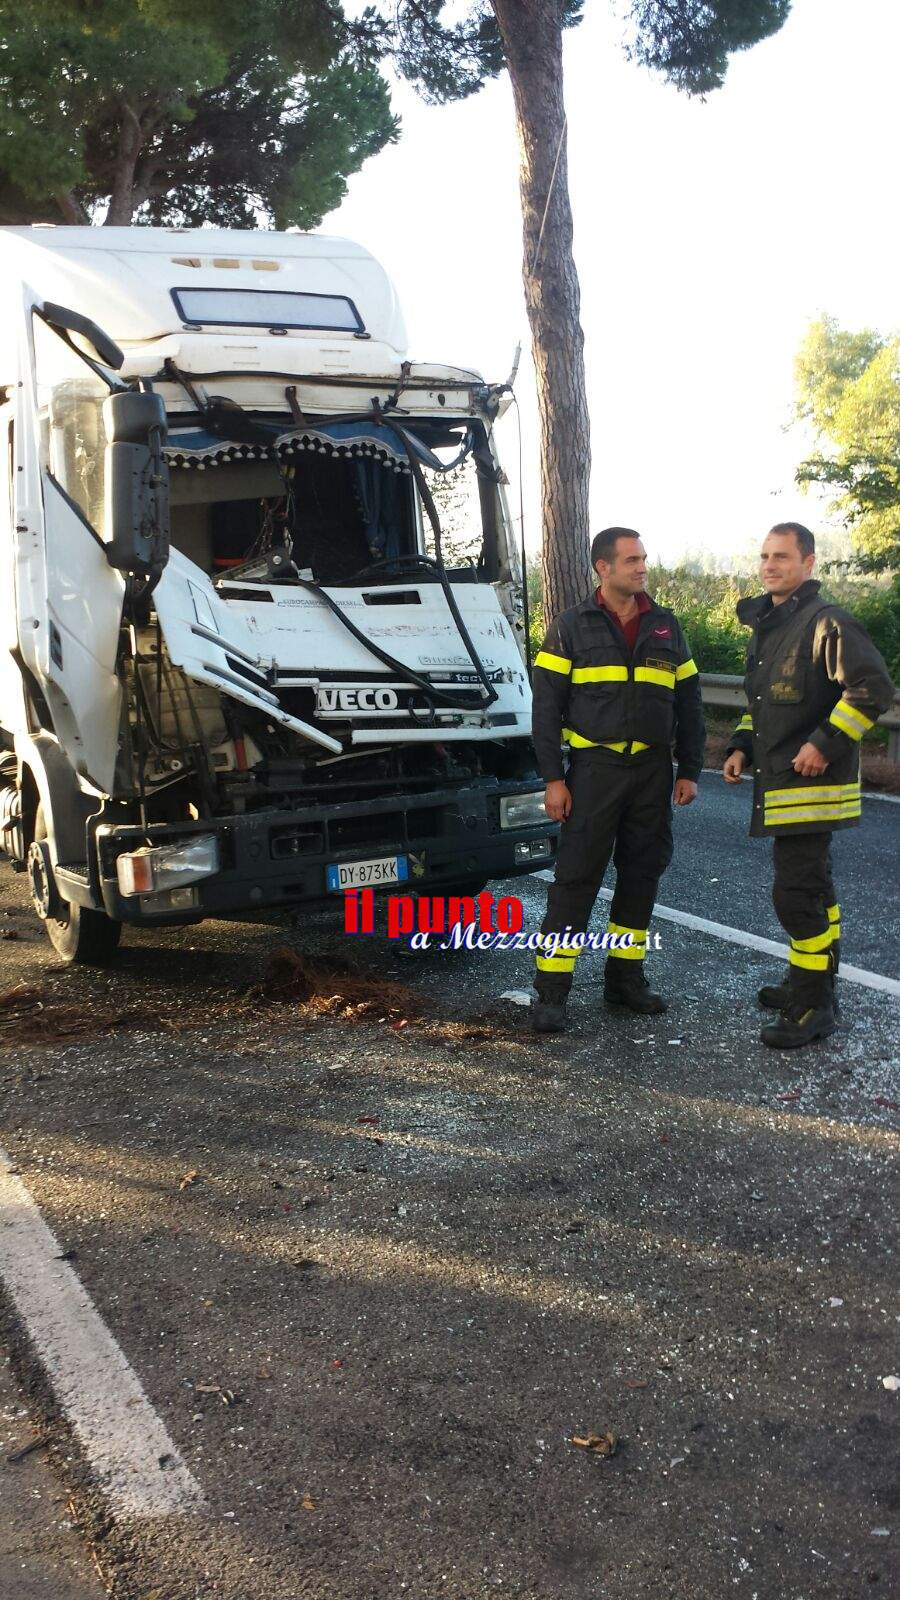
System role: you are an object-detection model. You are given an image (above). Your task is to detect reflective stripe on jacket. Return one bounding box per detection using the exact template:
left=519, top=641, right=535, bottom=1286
left=725, top=580, right=894, bottom=837
left=531, top=593, right=705, bottom=783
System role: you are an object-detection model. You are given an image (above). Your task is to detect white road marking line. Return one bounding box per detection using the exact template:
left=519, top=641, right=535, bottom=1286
left=531, top=872, right=900, bottom=998
left=0, top=1149, right=205, bottom=1519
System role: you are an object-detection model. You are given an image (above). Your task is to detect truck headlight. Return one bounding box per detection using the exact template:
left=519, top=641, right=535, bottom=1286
left=116, top=834, right=219, bottom=896
left=499, top=790, right=547, bottom=830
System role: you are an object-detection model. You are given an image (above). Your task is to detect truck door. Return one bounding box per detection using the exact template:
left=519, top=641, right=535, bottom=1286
left=14, top=295, right=126, bottom=793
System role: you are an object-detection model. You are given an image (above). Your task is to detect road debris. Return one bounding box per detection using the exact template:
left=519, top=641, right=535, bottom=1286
left=6, top=1436, right=47, bottom=1465
left=499, top=990, right=532, bottom=1007
left=0, top=823, right=895, bottom=1598
left=195, top=1383, right=237, bottom=1406
left=0, top=980, right=174, bottom=1044
left=881, top=1375, right=899, bottom=1392
left=247, top=947, right=420, bottom=1021
left=571, top=1430, right=618, bottom=1458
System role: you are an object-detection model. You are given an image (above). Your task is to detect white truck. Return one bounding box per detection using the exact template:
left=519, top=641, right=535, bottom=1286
left=0, top=226, right=554, bottom=961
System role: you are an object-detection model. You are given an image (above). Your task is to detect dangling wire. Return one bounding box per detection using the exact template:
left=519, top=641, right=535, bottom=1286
left=510, top=392, right=532, bottom=682
left=529, top=115, right=568, bottom=278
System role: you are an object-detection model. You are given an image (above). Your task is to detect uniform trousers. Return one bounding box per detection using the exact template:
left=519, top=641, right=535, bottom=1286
left=772, top=832, right=840, bottom=1005
left=535, top=747, right=674, bottom=1003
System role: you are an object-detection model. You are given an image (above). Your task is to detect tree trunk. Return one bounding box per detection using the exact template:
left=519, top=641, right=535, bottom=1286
left=103, top=105, right=144, bottom=225
left=55, top=190, right=89, bottom=225
left=491, top=0, right=591, bottom=623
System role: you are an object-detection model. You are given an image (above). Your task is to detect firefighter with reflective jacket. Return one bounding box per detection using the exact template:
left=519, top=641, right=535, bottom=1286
left=723, top=522, right=893, bottom=1049
left=530, top=526, right=705, bottom=1032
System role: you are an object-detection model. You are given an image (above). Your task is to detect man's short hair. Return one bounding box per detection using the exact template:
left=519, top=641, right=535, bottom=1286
left=591, top=526, right=641, bottom=567
left=769, top=521, right=815, bottom=558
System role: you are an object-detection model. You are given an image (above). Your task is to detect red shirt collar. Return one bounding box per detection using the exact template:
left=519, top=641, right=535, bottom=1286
left=594, top=588, right=652, bottom=618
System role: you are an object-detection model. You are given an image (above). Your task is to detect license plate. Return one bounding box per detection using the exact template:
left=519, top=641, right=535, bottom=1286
left=326, top=855, right=409, bottom=892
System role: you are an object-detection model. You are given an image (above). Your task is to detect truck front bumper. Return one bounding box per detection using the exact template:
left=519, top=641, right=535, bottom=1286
left=95, top=782, right=557, bottom=925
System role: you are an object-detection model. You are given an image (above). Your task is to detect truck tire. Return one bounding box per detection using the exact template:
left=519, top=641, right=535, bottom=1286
left=31, top=806, right=122, bottom=965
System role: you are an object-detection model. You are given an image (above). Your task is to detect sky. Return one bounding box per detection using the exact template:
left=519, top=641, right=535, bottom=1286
left=319, top=0, right=898, bottom=568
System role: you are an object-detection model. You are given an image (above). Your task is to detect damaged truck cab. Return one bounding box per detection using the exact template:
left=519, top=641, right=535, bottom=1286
left=0, top=227, right=554, bottom=961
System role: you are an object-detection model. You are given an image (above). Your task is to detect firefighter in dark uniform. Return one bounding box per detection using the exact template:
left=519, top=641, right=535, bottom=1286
left=530, top=527, right=705, bottom=1032
left=723, top=522, right=894, bottom=1048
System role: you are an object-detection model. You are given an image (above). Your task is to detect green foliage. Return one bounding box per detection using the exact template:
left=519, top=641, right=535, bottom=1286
left=139, top=53, right=398, bottom=230
left=526, top=559, right=900, bottom=683
left=624, top=1, right=792, bottom=93
left=388, top=0, right=787, bottom=108
left=652, top=564, right=900, bottom=682
left=0, top=0, right=397, bottom=226
left=648, top=565, right=753, bottom=672
left=845, top=572, right=900, bottom=684
left=794, top=315, right=900, bottom=573
left=391, top=0, right=510, bottom=105
left=525, top=555, right=546, bottom=661
left=0, top=1, right=794, bottom=228
left=379, top=0, right=792, bottom=112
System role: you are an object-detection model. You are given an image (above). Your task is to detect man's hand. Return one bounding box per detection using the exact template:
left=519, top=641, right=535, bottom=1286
left=722, top=751, right=747, bottom=785
left=792, top=741, right=829, bottom=777
left=544, top=779, right=572, bottom=822
left=673, top=778, right=698, bottom=807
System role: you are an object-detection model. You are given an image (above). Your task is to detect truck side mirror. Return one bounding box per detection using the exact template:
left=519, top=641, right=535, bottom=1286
left=103, top=390, right=170, bottom=580
left=42, top=301, right=125, bottom=371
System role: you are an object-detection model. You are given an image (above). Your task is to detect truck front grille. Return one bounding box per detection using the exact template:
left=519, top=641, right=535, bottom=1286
left=270, top=823, right=326, bottom=859
left=269, top=805, right=446, bottom=861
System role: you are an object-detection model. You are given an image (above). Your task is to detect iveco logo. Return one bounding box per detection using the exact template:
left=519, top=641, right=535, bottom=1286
left=317, top=686, right=400, bottom=713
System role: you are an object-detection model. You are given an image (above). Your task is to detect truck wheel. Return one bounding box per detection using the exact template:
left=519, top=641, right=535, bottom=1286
left=30, top=806, right=122, bottom=965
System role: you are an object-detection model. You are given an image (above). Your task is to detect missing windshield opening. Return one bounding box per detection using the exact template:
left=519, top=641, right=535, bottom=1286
left=170, top=449, right=418, bottom=583
left=166, top=417, right=501, bottom=586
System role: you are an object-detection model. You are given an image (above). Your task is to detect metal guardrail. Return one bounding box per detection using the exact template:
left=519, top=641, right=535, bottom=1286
left=699, top=673, right=900, bottom=762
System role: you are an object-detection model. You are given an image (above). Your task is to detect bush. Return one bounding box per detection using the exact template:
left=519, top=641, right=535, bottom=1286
left=524, top=561, right=899, bottom=683
left=833, top=572, right=900, bottom=682
left=646, top=566, right=752, bottom=673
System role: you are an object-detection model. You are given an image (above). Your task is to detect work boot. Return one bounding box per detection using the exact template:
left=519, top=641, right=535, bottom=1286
left=758, top=976, right=792, bottom=1010
left=761, top=952, right=841, bottom=1019
left=603, top=963, right=668, bottom=1015
left=531, top=1000, right=568, bottom=1034
left=760, top=1000, right=836, bottom=1049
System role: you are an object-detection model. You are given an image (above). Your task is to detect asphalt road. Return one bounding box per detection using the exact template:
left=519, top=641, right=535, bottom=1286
left=656, top=777, right=899, bottom=976
left=0, top=1352, right=105, bottom=1599
left=0, top=777, right=897, bottom=1600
